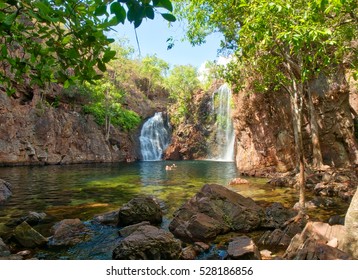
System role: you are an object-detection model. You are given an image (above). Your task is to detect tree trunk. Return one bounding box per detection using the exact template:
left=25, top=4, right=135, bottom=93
left=105, top=115, right=111, bottom=141
left=306, top=85, right=324, bottom=169
left=291, top=79, right=306, bottom=218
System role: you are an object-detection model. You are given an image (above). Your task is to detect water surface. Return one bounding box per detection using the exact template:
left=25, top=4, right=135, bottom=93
left=0, top=160, right=349, bottom=259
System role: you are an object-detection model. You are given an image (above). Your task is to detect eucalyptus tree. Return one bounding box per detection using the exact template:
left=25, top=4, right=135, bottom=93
left=0, top=0, right=176, bottom=94
left=174, top=0, right=358, bottom=218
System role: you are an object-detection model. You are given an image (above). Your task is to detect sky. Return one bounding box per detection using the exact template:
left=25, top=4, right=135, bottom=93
left=109, top=16, right=224, bottom=69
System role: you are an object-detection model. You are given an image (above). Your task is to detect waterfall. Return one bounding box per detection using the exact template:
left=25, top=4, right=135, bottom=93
left=208, top=84, right=235, bottom=161
left=140, top=112, right=171, bottom=161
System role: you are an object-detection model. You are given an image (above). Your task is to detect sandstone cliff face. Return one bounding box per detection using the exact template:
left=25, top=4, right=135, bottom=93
left=0, top=92, right=135, bottom=165
left=164, top=89, right=214, bottom=160
left=233, top=72, right=358, bottom=175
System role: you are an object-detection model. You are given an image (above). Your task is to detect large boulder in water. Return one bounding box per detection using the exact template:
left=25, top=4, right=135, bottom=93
left=12, top=221, right=48, bottom=248
left=117, top=196, right=162, bottom=226
left=343, top=189, right=358, bottom=258
left=112, top=225, right=182, bottom=260
left=169, top=184, right=265, bottom=242
left=0, top=179, right=12, bottom=203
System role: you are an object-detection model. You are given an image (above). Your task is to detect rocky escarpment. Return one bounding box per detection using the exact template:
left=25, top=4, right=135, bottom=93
left=233, top=72, right=358, bottom=176
left=0, top=92, right=130, bottom=165
left=164, top=88, right=214, bottom=160
left=0, top=78, right=169, bottom=165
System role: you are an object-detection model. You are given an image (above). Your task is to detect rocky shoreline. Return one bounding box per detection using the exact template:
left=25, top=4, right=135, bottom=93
left=1, top=182, right=356, bottom=260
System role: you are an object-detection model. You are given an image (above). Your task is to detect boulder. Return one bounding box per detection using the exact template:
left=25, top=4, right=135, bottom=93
left=285, top=236, right=351, bottom=260
left=169, top=184, right=265, bottom=242
left=314, top=182, right=354, bottom=200
left=284, top=221, right=350, bottom=260
left=226, top=236, right=261, bottom=260
left=229, top=178, right=249, bottom=185
left=118, top=221, right=150, bottom=237
left=6, top=211, right=50, bottom=227
left=343, top=189, right=358, bottom=258
left=0, top=237, right=11, bottom=257
left=181, top=246, right=197, bottom=260
left=262, top=202, right=297, bottom=229
left=13, top=221, right=47, bottom=248
left=258, top=229, right=291, bottom=248
left=0, top=179, right=12, bottom=203
left=117, top=196, right=162, bottom=227
left=93, top=210, right=119, bottom=226
left=112, top=225, right=182, bottom=260
left=328, top=215, right=345, bottom=226
left=49, top=218, right=92, bottom=246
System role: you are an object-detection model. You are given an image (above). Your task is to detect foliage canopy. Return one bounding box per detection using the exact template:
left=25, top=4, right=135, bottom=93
left=0, top=0, right=176, bottom=95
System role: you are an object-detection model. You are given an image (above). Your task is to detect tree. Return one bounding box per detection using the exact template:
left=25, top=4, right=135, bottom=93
left=174, top=0, right=358, bottom=218
left=82, top=77, right=141, bottom=138
left=165, top=64, right=200, bottom=124
left=0, top=0, right=176, bottom=95
left=139, top=54, right=169, bottom=94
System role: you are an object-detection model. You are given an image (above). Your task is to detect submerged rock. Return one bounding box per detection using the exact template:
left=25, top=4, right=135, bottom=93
left=112, top=225, right=182, bottom=260
left=169, top=184, right=264, bottom=242
left=227, top=236, right=261, bottom=260
left=49, top=218, right=92, bottom=246
left=0, top=179, right=12, bottom=203
left=93, top=210, right=119, bottom=226
left=117, top=196, right=162, bottom=227
left=13, top=221, right=48, bottom=248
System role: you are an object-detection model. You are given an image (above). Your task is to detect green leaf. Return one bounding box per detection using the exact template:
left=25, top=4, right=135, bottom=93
left=134, top=18, right=143, bottom=28
left=35, top=2, right=51, bottom=14
left=64, top=80, right=71, bottom=88
left=62, top=36, right=72, bottom=45
left=110, top=2, right=126, bottom=24
left=3, top=12, right=17, bottom=26
left=103, top=50, right=117, bottom=63
left=161, top=13, right=176, bottom=22
left=155, top=0, right=173, bottom=12
left=145, top=7, right=155, bottom=20
left=95, top=5, right=107, bottom=16
left=97, top=60, right=107, bottom=72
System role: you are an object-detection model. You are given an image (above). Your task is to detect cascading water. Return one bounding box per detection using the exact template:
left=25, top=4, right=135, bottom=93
left=140, top=112, right=171, bottom=161
left=208, top=83, right=235, bottom=161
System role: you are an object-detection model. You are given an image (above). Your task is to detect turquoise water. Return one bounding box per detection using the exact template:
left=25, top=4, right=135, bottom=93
left=0, top=160, right=349, bottom=259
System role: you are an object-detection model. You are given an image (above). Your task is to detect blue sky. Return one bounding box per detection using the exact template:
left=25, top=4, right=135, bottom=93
left=110, top=16, right=223, bottom=68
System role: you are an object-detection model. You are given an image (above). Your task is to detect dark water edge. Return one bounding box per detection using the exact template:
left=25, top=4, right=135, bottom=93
left=0, top=161, right=350, bottom=259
